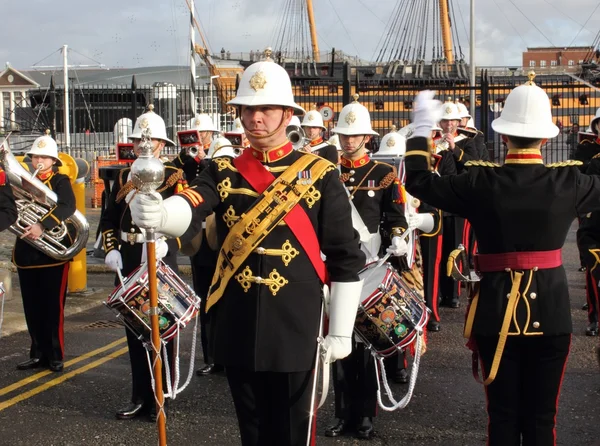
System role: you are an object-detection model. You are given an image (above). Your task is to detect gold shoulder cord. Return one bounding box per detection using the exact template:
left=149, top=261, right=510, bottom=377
left=205, top=156, right=332, bottom=312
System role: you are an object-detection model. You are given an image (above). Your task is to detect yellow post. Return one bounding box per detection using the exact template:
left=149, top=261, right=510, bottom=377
left=58, top=153, right=87, bottom=293
left=439, top=0, right=454, bottom=64
left=306, top=0, right=320, bottom=62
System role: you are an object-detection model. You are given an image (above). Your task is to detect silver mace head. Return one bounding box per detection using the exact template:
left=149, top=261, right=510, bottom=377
left=131, top=124, right=165, bottom=193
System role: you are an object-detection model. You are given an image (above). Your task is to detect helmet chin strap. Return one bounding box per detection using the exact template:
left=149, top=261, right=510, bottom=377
left=595, top=121, right=600, bottom=136
left=241, top=109, right=290, bottom=140
left=342, top=135, right=368, bottom=157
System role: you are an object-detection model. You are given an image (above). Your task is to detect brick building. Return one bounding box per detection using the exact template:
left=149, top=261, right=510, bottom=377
left=522, top=46, right=594, bottom=70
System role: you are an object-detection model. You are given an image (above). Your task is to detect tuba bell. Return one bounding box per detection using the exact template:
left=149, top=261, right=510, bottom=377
left=0, top=138, right=89, bottom=261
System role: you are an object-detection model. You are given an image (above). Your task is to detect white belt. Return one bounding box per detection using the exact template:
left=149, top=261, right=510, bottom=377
left=120, top=231, right=145, bottom=244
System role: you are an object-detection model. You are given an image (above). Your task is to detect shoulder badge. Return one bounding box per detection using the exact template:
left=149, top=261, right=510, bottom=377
left=546, top=160, right=583, bottom=168
left=464, top=160, right=500, bottom=168
left=373, top=160, right=395, bottom=171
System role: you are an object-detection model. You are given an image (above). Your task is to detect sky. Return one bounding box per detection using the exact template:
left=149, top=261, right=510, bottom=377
left=2, top=0, right=599, bottom=71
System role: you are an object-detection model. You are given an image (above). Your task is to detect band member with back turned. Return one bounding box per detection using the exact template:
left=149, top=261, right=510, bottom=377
left=404, top=73, right=600, bottom=445
left=129, top=52, right=366, bottom=446
left=0, top=156, right=16, bottom=231
left=300, top=105, right=339, bottom=164
left=13, top=132, right=76, bottom=373
left=324, top=96, right=411, bottom=440
left=101, top=106, right=187, bottom=421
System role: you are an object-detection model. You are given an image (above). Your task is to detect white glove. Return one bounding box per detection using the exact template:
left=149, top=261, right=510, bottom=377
left=408, top=213, right=435, bottom=233
left=386, top=236, right=409, bottom=257
left=104, top=250, right=123, bottom=272
left=129, top=193, right=192, bottom=238
left=321, top=281, right=363, bottom=364
left=143, top=238, right=168, bottom=262
left=412, top=90, right=442, bottom=138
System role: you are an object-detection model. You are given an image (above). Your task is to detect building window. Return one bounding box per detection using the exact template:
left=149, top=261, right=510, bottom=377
left=568, top=60, right=574, bottom=66
left=540, top=60, right=547, bottom=67
left=529, top=60, right=536, bottom=67
left=550, top=60, right=557, bottom=67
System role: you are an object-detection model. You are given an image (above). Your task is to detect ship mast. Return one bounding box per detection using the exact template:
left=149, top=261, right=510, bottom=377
left=306, top=0, right=320, bottom=62
left=439, top=0, right=454, bottom=63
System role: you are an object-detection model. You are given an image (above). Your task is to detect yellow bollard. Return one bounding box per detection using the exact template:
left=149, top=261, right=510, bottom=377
left=58, top=153, right=89, bottom=293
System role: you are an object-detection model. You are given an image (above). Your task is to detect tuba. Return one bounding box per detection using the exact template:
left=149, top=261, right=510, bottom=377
left=0, top=139, right=89, bottom=261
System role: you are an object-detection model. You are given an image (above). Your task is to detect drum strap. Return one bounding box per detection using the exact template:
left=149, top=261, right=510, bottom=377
left=204, top=151, right=332, bottom=312
left=464, top=271, right=523, bottom=386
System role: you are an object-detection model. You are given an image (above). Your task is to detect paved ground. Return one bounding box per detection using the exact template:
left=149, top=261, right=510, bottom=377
left=0, top=191, right=599, bottom=445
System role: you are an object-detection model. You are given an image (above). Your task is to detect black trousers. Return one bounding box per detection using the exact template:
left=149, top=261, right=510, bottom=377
left=226, top=366, right=316, bottom=446
left=581, top=246, right=600, bottom=325
left=332, top=341, right=378, bottom=421
left=18, top=263, right=70, bottom=362
left=420, top=234, right=443, bottom=322
left=475, top=334, right=571, bottom=446
left=439, top=215, right=465, bottom=301
left=125, top=329, right=174, bottom=407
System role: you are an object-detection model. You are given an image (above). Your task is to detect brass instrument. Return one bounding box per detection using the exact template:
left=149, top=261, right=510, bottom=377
left=0, top=139, right=89, bottom=261
left=286, top=125, right=311, bottom=150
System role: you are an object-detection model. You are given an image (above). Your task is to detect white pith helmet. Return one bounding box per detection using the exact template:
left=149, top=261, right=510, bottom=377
left=328, top=134, right=342, bottom=151
left=27, top=130, right=62, bottom=166
left=129, top=105, right=175, bottom=145
left=439, top=101, right=462, bottom=121
left=187, top=113, right=219, bottom=132
left=590, top=107, right=600, bottom=135
left=376, top=125, right=406, bottom=156
left=466, top=118, right=477, bottom=130
left=301, top=106, right=326, bottom=130
left=491, top=71, right=559, bottom=139
left=331, top=94, right=378, bottom=136
left=229, top=118, right=245, bottom=135
left=207, top=136, right=237, bottom=159
left=227, top=49, right=305, bottom=115
left=289, top=116, right=302, bottom=127
left=456, top=102, right=471, bottom=119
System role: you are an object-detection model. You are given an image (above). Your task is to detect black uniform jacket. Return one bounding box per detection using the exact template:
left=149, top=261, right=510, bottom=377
left=309, top=138, right=339, bottom=165
left=182, top=157, right=210, bottom=183
left=100, top=163, right=185, bottom=277
left=339, top=154, right=407, bottom=235
left=176, top=142, right=365, bottom=372
left=577, top=154, right=600, bottom=247
left=573, top=138, right=600, bottom=172
left=13, top=171, right=76, bottom=268
left=404, top=136, right=600, bottom=336
left=172, top=149, right=192, bottom=170
left=0, top=165, right=17, bottom=232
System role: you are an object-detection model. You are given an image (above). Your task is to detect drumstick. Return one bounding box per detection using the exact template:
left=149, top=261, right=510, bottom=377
left=116, top=268, right=126, bottom=290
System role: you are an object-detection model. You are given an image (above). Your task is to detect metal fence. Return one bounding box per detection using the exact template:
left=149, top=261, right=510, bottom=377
left=6, top=68, right=600, bottom=166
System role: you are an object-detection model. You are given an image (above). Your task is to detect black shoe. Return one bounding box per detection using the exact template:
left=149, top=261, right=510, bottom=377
left=579, top=266, right=587, bottom=272
left=196, top=364, right=224, bottom=376
left=582, top=302, right=589, bottom=311
left=115, top=402, right=145, bottom=420
left=393, top=368, right=409, bottom=384
left=16, top=358, right=45, bottom=370
left=356, top=417, right=374, bottom=440
left=448, top=297, right=460, bottom=308
left=49, top=361, right=64, bottom=372
left=586, top=322, right=599, bottom=336
left=427, top=320, right=441, bottom=332
left=324, top=418, right=348, bottom=437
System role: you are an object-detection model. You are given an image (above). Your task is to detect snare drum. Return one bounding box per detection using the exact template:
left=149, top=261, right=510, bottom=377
left=355, top=262, right=429, bottom=358
left=105, top=261, right=201, bottom=342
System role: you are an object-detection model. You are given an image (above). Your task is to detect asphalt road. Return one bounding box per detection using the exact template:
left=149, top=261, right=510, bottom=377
left=0, top=226, right=599, bottom=446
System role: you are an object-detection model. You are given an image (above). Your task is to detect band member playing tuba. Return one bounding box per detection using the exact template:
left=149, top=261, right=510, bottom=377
left=101, top=106, right=187, bottom=421
left=129, top=52, right=365, bottom=446
left=13, top=132, right=76, bottom=373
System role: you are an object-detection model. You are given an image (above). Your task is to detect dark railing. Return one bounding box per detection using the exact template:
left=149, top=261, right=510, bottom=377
left=5, top=68, right=599, bottom=166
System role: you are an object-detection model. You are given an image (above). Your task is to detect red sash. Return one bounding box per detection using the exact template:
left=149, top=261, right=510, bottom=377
left=233, top=150, right=329, bottom=285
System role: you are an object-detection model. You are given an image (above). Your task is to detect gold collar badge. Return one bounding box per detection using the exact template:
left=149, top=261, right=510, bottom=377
left=249, top=71, right=267, bottom=91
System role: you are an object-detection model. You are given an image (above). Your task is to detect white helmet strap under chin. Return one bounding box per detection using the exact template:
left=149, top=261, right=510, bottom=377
left=341, top=135, right=368, bottom=156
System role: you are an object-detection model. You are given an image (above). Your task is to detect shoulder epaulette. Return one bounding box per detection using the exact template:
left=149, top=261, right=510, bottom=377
left=546, top=160, right=583, bottom=168
left=464, top=160, right=499, bottom=168
left=579, top=139, right=595, bottom=145
left=592, top=153, right=600, bottom=160
left=157, top=168, right=184, bottom=192
left=373, top=160, right=397, bottom=175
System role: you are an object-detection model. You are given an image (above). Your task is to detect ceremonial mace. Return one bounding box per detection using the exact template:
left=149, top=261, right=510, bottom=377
left=131, top=121, right=167, bottom=445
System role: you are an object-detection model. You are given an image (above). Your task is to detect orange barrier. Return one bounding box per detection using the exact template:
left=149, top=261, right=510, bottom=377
left=90, top=157, right=130, bottom=208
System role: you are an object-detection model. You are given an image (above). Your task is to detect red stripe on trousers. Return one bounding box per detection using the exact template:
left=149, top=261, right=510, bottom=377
left=58, top=263, right=70, bottom=357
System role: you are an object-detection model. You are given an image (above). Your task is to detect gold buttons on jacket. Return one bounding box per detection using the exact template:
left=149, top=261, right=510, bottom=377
left=532, top=321, right=540, bottom=329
